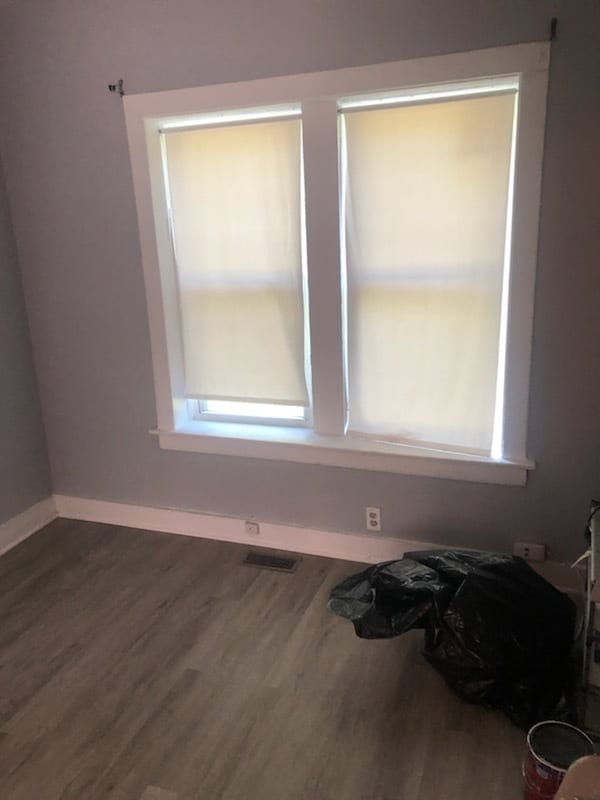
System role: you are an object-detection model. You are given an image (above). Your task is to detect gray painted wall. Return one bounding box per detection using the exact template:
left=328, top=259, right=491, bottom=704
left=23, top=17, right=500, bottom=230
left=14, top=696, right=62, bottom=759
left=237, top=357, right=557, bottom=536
left=0, top=152, right=51, bottom=523
left=0, top=0, right=598, bottom=559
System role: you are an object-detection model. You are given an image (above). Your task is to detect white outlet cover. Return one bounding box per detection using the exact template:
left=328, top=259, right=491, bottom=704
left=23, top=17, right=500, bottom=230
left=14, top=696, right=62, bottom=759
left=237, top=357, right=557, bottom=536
left=366, top=507, right=381, bottom=531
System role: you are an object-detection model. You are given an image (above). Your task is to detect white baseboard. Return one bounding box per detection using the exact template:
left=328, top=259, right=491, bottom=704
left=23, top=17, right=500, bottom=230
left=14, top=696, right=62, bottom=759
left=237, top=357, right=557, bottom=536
left=53, top=494, right=441, bottom=564
left=0, top=493, right=583, bottom=599
left=0, top=497, right=58, bottom=557
left=4, top=494, right=578, bottom=598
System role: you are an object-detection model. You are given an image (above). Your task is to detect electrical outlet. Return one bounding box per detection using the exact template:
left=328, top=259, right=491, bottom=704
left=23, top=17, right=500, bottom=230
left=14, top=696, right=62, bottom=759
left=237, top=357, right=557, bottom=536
left=366, top=507, right=381, bottom=532
left=245, top=520, right=260, bottom=536
left=513, top=542, right=546, bottom=562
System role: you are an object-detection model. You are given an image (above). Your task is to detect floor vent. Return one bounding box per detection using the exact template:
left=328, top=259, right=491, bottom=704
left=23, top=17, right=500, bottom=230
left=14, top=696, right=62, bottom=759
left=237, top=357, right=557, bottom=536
left=242, top=552, right=300, bottom=573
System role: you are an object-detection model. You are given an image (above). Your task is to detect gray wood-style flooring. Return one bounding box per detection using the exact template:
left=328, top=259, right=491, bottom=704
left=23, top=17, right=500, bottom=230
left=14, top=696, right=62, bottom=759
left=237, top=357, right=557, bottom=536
left=0, top=518, right=525, bottom=799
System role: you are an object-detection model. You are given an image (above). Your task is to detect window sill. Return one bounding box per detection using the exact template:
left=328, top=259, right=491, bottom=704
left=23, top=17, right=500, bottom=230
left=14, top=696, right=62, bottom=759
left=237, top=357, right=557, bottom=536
left=152, top=421, right=533, bottom=486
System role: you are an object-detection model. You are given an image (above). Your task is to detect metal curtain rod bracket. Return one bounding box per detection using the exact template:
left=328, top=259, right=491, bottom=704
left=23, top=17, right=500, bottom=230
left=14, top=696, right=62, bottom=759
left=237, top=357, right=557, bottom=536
left=108, top=79, right=125, bottom=97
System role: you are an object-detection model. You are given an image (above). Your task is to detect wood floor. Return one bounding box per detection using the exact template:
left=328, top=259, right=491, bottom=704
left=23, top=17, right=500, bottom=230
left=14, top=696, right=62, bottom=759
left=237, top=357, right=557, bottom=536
left=0, top=518, right=526, bottom=799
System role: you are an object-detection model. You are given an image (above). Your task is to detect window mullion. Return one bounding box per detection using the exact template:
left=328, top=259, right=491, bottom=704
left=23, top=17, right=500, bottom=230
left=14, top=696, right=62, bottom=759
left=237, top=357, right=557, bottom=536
left=302, top=99, right=346, bottom=436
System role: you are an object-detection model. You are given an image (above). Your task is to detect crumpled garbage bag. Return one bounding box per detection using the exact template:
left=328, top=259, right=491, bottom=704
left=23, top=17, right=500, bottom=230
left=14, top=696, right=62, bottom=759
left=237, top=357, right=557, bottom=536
left=328, top=550, right=576, bottom=728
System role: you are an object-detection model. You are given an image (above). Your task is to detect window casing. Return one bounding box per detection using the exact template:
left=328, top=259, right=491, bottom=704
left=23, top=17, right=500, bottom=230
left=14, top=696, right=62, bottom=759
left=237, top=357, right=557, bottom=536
left=124, top=42, right=550, bottom=485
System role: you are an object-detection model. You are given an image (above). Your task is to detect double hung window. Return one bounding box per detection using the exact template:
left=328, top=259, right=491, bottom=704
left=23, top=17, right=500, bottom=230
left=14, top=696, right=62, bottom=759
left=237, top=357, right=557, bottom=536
left=124, top=43, right=549, bottom=484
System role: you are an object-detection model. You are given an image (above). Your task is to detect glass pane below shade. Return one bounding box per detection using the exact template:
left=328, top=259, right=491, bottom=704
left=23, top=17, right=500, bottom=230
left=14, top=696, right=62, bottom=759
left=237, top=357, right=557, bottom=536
left=203, top=400, right=306, bottom=420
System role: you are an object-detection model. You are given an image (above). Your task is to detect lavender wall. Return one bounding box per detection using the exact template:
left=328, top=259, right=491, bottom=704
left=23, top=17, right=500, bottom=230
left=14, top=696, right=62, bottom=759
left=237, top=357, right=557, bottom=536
left=0, top=0, right=598, bottom=558
left=0, top=152, right=51, bottom=523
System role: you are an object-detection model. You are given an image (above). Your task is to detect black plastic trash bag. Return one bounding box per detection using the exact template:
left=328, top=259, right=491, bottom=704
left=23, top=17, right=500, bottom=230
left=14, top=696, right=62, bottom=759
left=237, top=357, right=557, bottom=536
left=328, top=551, right=576, bottom=728
left=328, top=558, right=450, bottom=638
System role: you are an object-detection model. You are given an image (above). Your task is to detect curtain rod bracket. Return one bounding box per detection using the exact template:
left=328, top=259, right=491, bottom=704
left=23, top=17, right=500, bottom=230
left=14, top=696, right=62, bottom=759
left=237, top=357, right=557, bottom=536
left=108, top=79, right=125, bottom=97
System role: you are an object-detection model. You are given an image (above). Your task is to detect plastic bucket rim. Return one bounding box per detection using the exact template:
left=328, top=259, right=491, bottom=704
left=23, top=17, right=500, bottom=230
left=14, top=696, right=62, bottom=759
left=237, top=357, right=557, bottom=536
left=526, top=720, right=595, bottom=774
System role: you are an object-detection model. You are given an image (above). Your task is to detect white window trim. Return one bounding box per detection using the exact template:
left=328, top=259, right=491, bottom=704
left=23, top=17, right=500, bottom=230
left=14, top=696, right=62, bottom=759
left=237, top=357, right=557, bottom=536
left=124, top=42, right=550, bottom=486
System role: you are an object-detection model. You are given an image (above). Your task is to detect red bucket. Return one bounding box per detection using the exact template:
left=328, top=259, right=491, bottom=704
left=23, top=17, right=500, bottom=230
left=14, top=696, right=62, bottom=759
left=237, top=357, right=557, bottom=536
left=523, top=721, right=594, bottom=800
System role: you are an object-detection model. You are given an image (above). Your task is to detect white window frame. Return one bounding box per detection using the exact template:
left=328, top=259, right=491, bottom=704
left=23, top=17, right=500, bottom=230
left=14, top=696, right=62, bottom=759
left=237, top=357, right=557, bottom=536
left=124, top=42, right=550, bottom=486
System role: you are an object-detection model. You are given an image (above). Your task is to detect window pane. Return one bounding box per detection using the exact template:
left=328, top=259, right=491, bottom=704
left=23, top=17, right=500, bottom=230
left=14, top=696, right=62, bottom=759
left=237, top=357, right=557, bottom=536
left=342, top=92, right=516, bottom=453
left=163, top=118, right=308, bottom=406
left=203, top=400, right=305, bottom=420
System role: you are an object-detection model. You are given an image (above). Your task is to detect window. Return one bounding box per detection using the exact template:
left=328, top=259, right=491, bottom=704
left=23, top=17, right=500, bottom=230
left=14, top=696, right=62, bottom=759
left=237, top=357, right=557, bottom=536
left=125, top=42, right=549, bottom=485
left=340, top=88, right=516, bottom=456
left=163, top=115, right=310, bottom=416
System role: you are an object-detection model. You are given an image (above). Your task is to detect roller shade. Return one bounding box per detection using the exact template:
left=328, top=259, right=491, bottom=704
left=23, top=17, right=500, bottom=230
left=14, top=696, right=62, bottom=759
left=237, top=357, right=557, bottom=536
left=342, top=92, right=516, bottom=453
left=163, top=118, right=308, bottom=405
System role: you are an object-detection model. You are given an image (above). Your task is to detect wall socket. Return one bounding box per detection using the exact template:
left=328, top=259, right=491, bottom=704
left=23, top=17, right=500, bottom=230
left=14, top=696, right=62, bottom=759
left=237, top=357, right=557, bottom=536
left=366, top=507, right=382, bottom=532
left=513, top=542, right=546, bottom=562
left=245, top=520, right=260, bottom=536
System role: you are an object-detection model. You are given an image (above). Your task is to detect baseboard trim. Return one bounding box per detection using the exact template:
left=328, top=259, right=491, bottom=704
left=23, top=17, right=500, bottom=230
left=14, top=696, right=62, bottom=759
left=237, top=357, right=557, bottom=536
left=0, top=497, right=58, bottom=557
left=53, top=494, right=441, bottom=564
left=45, top=495, right=584, bottom=595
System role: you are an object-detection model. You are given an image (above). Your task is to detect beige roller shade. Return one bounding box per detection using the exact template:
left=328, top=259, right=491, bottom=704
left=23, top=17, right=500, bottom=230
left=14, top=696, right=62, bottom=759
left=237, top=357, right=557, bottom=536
left=342, top=92, right=516, bottom=453
left=163, top=118, right=308, bottom=405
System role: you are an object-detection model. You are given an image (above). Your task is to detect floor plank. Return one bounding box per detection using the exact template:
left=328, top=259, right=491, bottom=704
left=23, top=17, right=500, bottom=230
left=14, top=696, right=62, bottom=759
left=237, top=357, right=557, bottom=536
left=0, top=519, right=526, bottom=799
left=140, top=788, right=178, bottom=800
